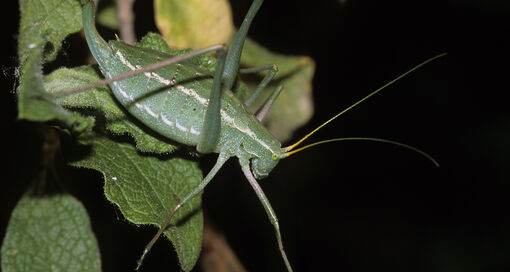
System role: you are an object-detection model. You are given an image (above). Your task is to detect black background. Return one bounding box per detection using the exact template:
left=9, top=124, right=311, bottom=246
left=2, top=0, right=510, bottom=271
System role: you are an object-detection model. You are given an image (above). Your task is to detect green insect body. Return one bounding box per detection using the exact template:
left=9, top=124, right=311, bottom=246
left=83, top=3, right=281, bottom=179
left=82, top=1, right=294, bottom=270
left=77, top=1, right=443, bottom=271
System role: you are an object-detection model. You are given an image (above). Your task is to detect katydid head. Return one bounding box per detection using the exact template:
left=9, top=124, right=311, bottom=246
left=251, top=153, right=280, bottom=179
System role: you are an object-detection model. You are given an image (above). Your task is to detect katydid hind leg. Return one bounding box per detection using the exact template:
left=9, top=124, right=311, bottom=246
left=197, top=49, right=227, bottom=153
left=222, top=0, right=264, bottom=90
left=136, top=154, right=230, bottom=270
left=240, top=158, right=293, bottom=272
left=195, top=0, right=267, bottom=153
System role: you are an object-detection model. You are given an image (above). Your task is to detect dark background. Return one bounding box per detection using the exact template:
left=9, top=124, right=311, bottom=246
left=2, top=0, right=510, bottom=271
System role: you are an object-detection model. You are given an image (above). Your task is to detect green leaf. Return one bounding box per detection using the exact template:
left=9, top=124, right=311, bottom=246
left=18, top=0, right=82, bottom=62
left=241, top=38, right=315, bottom=142
left=70, top=133, right=203, bottom=271
left=17, top=41, right=95, bottom=134
left=154, top=0, right=234, bottom=49
left=1, top=193, right=101, bottom=272
left=17, top=0, right=94, bottom=133
left=137, top=32, right=177, bottom=53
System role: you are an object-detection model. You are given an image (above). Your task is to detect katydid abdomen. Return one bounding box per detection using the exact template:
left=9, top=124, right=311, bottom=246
left=82, top=3, right=282, bottom=162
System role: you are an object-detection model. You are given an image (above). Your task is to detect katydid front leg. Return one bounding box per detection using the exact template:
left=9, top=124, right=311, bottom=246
left=240, top=157, right=293, bottom=272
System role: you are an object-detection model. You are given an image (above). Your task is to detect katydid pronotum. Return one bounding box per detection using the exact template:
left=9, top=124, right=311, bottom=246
left=58, top=0, right=445, bottom=271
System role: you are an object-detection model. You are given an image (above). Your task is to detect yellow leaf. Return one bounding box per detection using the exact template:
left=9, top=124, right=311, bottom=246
left=154, top=0, right=233, bottom=49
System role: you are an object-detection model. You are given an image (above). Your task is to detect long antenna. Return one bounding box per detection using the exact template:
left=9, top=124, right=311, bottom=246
left=282, top=53, right=447, bottom=153
left=279, top=137, right=439, bottom=167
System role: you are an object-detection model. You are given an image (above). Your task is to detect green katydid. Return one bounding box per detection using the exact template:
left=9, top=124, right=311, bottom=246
left=58, top=0, right=445, bottom=271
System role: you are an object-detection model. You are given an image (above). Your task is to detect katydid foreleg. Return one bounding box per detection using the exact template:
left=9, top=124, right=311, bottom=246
left=137, top=153, right=230, bottom=270
left=240, top=157, right=293, bottom=272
